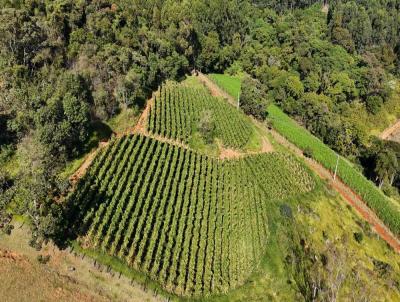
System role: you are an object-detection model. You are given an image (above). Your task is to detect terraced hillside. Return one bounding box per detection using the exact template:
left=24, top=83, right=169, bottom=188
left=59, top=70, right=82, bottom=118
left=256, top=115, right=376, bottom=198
left=147, top=84, right=255, bottom=149
left=67, top=134, right=315, bottom=297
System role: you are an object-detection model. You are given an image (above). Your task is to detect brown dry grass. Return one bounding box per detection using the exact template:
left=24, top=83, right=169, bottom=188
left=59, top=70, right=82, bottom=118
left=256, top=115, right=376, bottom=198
left=0, top=224, right=162, bottom=302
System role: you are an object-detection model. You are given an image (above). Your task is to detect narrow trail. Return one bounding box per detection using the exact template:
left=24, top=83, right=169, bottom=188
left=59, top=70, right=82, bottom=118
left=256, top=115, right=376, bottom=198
left=380, top=119, right=400, bottom=140
left=270, top=130, right=400, bottom=253
left=197, top=72, right=237, bottom=106
left=69, top=141, right=109, bottom=185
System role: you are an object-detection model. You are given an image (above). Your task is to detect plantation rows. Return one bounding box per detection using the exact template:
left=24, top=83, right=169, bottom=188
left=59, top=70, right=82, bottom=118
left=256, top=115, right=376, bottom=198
left=268, top=104, right=400, bottom=236
left=147, top=84, right=254, bottom=149
left=69, top=135, right=315, bottom=296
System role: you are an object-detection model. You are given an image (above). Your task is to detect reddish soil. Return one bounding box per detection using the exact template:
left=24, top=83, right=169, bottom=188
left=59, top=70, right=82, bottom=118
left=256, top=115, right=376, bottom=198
left=133, top=98, right=153, bottom=135
left=0, top=248, right=24, bottom=262
left=69, top=141, right=109, bottom=185
left=270, top=130, right=400, bottom=253
left=260, top=136, right=274, bottom=153
left=219, top=148, right=243, bottom=160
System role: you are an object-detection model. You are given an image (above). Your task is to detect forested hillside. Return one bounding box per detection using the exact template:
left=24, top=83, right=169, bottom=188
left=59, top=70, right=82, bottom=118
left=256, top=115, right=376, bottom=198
left=1, top=1, right=400, bottom=298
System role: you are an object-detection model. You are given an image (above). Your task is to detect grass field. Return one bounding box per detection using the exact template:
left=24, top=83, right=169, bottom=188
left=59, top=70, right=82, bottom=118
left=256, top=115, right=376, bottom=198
left=208, top=74, right=241, bottom=100
left=0, top=223, right=160, bottom=302
left=66, top=134, right=315, bottom=297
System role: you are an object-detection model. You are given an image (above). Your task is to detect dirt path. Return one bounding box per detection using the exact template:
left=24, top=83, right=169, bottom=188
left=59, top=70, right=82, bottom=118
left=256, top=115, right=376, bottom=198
left=197, top=72, right=237, bottom=106
left=69, top=141, right=109, bottom=185
left=133, top=98, right=153, bottom=135
left=380, top=119, right=400, bottom=140
left=270, top=130, right=400, bottom=253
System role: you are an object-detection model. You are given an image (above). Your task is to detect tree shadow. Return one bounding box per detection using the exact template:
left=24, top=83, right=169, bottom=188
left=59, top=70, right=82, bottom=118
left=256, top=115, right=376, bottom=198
left=55, top=180, right=112, bottom=249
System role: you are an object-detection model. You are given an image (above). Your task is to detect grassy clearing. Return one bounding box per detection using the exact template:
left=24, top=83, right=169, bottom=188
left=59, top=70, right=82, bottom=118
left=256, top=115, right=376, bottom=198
left=209, top=74, right=241, bottom=99
left=71, top=241, right=176, bottom=300
left=268, top=104, right=400, bottom=236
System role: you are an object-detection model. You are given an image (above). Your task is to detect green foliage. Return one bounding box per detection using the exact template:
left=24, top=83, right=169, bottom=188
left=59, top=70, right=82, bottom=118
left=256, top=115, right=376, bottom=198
left=239, top=75, right=269, bottom=121
left=268, top=104, right=400, bottom=236
left=353, top=232, right=363, bottom=243
left=209, top=73, right=242, bottom=99
left=148, top=83, right=255, bottom=149
left=198, top=110, right=216, bottom=144
left=66, top=134, right=315, bottom=297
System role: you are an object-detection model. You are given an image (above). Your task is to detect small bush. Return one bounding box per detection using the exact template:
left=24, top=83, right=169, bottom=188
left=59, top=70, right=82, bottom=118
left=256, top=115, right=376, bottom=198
left=37, top=255, right=51, bottom=264
left=280, top=203, right=293, bottom=219
left=303, top=147, right=313, bottom=158
left=353, top=232, right=364, bottom=243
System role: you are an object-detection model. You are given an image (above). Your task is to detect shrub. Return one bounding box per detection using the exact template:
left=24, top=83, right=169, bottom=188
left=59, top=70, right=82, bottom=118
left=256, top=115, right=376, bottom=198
left=353, top=232, right=364, bottom=243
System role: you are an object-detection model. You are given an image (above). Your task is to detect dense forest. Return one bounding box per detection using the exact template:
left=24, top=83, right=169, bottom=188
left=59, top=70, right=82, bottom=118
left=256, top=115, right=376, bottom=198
left=1, top=0, right=400, bottom=247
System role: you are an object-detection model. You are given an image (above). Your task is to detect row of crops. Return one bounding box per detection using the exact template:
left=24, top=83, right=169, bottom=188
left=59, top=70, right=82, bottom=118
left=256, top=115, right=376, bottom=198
left=268, top=104, right=400, bottom=236
left=68, top=134, right=315, bottom=297
left=147, top=83, right=254, bottom=149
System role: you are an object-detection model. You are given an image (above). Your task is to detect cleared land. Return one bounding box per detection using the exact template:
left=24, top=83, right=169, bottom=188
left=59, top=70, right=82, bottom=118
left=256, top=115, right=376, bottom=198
left=380, top=119, right=400, bottom=142
left=67, top=134, right=315, bottom=297
left=148, top=83, right=255, bottom=149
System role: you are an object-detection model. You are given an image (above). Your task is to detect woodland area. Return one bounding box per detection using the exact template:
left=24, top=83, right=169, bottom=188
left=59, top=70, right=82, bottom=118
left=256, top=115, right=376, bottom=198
left=1, top=0, right=400, bottom=249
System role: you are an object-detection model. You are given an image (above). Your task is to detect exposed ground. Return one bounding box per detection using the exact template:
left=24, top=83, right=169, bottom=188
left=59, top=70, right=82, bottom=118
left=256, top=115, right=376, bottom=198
left=380, top=119, right=400, bottom=142
left=197, top=72, right=238, bottom=107
left=69, top=141, right=109, bottom=185
left=0, top=224, right=162, bottom=302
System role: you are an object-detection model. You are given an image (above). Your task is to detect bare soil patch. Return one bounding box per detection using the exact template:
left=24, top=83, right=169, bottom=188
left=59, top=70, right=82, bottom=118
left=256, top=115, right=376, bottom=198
left=69, top=141, right=109, bottom=185
left=219, top=148, right=242, bottom=160
left=380, top=119, right=400, bottom=142
left=133, top=98, right=153, bottom=135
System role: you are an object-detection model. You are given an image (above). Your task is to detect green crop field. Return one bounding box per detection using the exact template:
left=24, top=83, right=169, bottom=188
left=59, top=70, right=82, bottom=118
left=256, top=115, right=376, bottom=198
left=209, top=74, right=242, bottom=99
left=207, top=73, right=400, bottom=237
left=148, top=83, right=253, bottom=149
left=268, top=104, right=400, bottom=236
left=67, top=134, right=315, bottom=297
